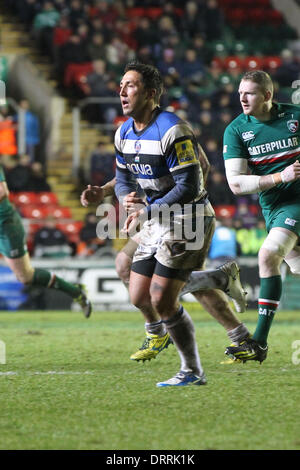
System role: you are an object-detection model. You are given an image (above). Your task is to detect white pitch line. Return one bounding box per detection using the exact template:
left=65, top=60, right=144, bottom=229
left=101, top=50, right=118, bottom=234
left=0, top=371, right=94, bottom=376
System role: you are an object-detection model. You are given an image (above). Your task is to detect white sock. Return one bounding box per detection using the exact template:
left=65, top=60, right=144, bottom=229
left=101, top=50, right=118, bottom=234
left=164, top=306, right=203, bottom=376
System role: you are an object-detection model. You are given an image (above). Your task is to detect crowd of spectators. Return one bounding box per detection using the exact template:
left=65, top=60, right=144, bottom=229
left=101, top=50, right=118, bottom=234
left=3, top=0, right=300, bottom=258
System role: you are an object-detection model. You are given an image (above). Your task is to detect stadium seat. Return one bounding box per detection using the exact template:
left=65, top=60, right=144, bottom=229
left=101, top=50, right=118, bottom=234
left=223, top=56, right=244, bottom=71
left=21, top=205, right=48, bottom=219
left=214, top=205, right=236, bottom=218
left=63, top=62, right=93, bottom=89
left=46, top=206, right=72, bottom=219
left=226, top=8, right=248, bottom=24
left=263, top=56, right=282, bottom=71
left=249, top=8, right=266, bottom=23
left=36, top=192, right=59, bottom=205
left=269, top=9, right=284, bottom=24
left=244, top=56, right=264, bottom=70
left=126, top=7, right=145, bottom=18
left=145, top=7, right=163, bottom=20
left=56, top=221, right=83, bottom=243
left=11, top=192, right=38, bottom=206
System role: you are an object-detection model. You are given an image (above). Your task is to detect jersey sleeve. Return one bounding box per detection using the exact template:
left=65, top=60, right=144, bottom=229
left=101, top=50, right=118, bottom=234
left=223, top=124, right=249, bottom=160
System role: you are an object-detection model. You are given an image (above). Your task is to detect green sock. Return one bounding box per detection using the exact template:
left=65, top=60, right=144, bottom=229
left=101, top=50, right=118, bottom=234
left=32, top=268, right=81, bottom=299
left=253, top=276, right=282, bottom=346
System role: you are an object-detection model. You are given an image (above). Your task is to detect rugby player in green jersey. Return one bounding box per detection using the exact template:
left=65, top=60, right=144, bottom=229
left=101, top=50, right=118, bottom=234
left=223, top=70, right=300, bottom=363
left=0, top=166, right=92, bottom=317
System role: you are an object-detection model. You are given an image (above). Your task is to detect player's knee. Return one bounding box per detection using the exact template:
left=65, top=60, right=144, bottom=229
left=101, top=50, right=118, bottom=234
left=150, top=290, right=172, bottom=316
left=16, top=271, right=34, bottom=285
left=260, top=230, right=296, bottom=260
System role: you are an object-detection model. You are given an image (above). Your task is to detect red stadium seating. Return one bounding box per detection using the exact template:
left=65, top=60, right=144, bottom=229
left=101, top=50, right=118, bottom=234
left=46, top=206, right=72, bottom=219
left=223, top=56, right=244, bottom=71
left=214, top=205, right=236, bottom=218
left=21, top=205, right=48, bottom=219
left=56, top=221, right=83, bottom=243
left=263, top=56, right=282, bottom=71
left=11, top=192, right=38, bottom=206
left=244, top=56, right=264, bottom=70
left=63, top=62, right=93, bottom=89
left=35, top=192, right=59, bottom=205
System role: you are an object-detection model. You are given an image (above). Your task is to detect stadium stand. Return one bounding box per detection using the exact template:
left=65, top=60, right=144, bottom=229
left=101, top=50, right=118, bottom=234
left=0, top=0, right=299, bottom=256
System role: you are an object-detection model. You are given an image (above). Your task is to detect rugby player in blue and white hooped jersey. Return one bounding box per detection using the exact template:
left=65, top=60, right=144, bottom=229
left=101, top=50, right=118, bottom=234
left=114, top=62, right=245, bottom=387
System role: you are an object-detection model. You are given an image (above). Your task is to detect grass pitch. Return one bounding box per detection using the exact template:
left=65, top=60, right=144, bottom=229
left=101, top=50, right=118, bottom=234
left=0, top=304, right=299, bottom=450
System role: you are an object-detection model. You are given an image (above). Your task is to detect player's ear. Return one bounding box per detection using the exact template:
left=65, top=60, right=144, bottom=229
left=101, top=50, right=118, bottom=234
left=264, top=90, right=272, bottom=102
left=148, top=88, right=156, bottom=100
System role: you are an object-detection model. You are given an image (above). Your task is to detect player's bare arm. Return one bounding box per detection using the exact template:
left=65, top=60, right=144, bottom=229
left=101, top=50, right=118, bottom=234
left=225, top=158, right=300, bottom=195
left=80, top=177, right=116, bottom=207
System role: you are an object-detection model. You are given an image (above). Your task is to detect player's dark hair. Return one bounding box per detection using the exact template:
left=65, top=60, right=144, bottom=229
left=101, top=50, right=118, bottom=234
left=124, top=61, right=164, bottom=104
left=242, top=70, right=274, bottom=98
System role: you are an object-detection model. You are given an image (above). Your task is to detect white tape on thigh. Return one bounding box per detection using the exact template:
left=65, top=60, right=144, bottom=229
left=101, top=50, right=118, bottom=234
left=285, top=255, right=300, bottom=274
left=261, top=230, right=297, bottom=258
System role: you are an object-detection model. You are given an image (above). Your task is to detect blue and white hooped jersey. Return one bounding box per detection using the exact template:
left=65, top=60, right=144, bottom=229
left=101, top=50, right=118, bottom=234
left=115, top=108, right=205, bottom=206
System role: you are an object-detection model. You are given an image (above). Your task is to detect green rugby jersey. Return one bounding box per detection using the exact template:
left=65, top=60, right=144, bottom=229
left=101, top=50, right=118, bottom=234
left=223, top=103, right=300, bottom=210
left=0, top=165, right=16, bottom=218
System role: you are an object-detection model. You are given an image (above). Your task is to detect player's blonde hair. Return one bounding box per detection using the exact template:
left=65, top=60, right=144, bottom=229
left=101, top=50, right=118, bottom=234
left=242, top=70, right=274, bottom=99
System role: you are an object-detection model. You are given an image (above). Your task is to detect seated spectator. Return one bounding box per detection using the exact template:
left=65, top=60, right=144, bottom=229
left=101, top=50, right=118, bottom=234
left=273, top=49, right=300, bottom=87
left=52, top=14, right=72, bottom=62
left=16, top=0, right=40, bottom=31
left=180, top=1, right=206, bottom=41
left=33, top=217, right=72, bottom=258
left=26, top=162, right=52, bottom=192
left=89, top=142, right=115, bottom=186
left=203, top=137, right=223, bottom=172
left=14, top=99, right=40, bottom=163
left=206, top=170, right=236, bottom=207
left=87, top=33, right=107, bottom=62
left=32, top=1, right=60, bottom=54
left=234, top=198, right=259, bottom=228
left=157, top=48, right=181, bottom=83
left=156, top=15, right=179, bottom=48
left=81, top=60, right=121, bottom=123
left=58, top=33, right=90, bottom=84
left=105, top=35, right=135, bottom=71
left=134, top=17, right=160, bottom=52
left=204, top=0, right=225, bottom=41
left=76, top=212, right=108, bottom=257
left=179, top=48, right=205, bottom=86
left=67, top=0, right=89, bottom=30
left=5, top=154, right=32, bottom=192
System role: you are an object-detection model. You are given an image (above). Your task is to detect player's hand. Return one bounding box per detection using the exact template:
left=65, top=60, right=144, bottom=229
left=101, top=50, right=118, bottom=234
left=281, top=161, right=300, bottom=183
left=123, top=192, right=145, bottom=213
left=80, top=185, right=105, bottom=207
left=121, top=208, right=146, bottom=236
